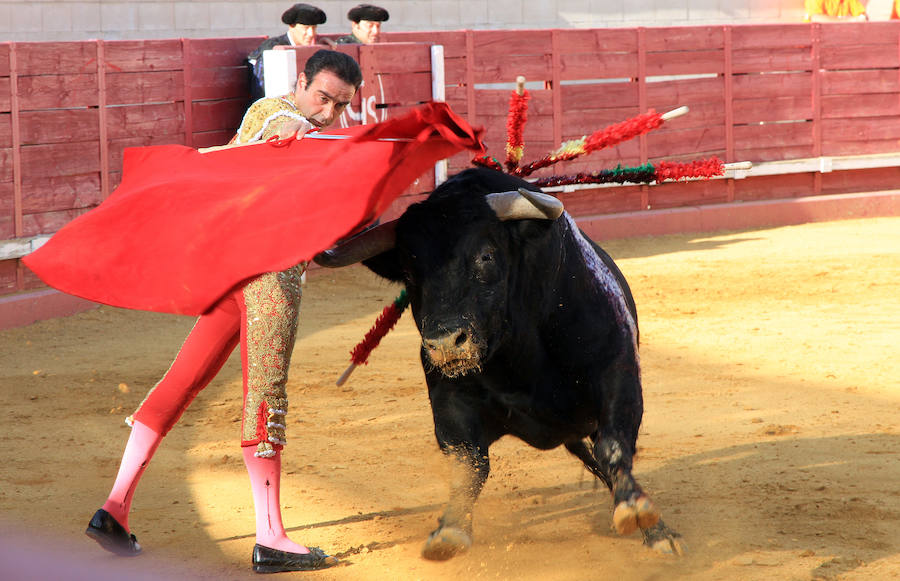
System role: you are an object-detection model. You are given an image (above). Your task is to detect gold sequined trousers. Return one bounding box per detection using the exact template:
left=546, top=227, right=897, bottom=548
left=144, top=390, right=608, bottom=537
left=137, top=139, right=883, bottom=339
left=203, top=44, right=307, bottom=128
left=130, top=265, right=305, bottom=457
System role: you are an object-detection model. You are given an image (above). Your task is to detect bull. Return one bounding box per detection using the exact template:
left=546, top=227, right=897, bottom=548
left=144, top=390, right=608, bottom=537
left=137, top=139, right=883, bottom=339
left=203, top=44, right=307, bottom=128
left=316, top=167, right=684, bottom=559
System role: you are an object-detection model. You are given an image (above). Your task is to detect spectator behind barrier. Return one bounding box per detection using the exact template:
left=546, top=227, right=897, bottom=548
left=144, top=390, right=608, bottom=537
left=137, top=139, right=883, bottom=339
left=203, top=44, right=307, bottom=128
left=334, top=4, right=389, bottom=44
left=247, top=3, right=327, bottom=101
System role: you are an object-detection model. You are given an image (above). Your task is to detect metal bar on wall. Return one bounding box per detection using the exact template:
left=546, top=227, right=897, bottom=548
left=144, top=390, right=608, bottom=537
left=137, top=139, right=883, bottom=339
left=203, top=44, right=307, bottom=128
left=551, top=29, right=562, bottom=150
left=9, top=42, right=23, bottom=290
left=183, top=38, right=193, bottom=147
left=811, top=24, right=822, bottom=195
left=430, top=44, right=448, bottom=186
left=97, top=40, right=110, bottom=199
left=637, top=28, right=649, bottom=210
left=465, top=30, right=476, bottom=125
left=10, top=43, right=21, bottom=239
left=724, top=26, right=735, bottom=203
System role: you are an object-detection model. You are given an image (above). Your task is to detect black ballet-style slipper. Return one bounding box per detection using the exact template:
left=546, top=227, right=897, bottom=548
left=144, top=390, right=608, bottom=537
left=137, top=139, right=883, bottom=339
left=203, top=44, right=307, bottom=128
left=252, top=544, right=339, bottom=573
left=85, top=508, right=142, bottom=556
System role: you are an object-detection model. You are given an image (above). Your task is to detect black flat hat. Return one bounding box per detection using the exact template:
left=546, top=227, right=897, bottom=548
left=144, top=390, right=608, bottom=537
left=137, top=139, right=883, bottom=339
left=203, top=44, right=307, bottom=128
left=347, top=4, right=389, bottom=22
left=282, top=3, right=327, bottom=26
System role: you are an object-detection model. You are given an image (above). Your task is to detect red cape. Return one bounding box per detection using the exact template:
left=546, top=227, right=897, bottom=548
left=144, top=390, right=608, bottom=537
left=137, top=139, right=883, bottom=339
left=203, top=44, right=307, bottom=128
left=24, top=102, right=484, bottom=315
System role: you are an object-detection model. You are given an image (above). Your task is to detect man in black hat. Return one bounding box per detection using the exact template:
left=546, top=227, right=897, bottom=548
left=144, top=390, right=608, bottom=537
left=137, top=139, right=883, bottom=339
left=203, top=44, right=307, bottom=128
left=247, top=3, right=327, bottom=100
left=335, top=3, right=389, bottom=44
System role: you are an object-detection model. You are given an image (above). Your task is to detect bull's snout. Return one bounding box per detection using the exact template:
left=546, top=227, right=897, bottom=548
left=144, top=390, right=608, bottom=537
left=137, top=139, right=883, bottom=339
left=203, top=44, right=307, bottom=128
left=424, top=328, right=469, bottom=353
left=422, top=328, right=482, bottom=378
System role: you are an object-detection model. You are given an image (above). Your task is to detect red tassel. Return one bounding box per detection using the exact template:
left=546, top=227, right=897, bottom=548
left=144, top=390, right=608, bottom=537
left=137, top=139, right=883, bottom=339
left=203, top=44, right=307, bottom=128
left=505, top=89, right=529, bottom=171
left=582, top=110, right=664, bottom=155
left=655, top=156, right=724, bottom=181
left=514, top=110, right=666, bottom=177
left=338, top=291, right=410, bottom=386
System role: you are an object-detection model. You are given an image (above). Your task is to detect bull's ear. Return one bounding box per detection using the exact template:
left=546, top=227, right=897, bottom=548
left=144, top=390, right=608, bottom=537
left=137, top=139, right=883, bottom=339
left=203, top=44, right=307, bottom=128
left=485, top=188, right=564, bottom=221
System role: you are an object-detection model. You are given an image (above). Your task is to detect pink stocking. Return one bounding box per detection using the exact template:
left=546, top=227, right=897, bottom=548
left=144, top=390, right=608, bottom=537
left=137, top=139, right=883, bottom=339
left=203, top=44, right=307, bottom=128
left=242, top=446, right=310, bottom=554
left=101, top=420, right=162, bottom=532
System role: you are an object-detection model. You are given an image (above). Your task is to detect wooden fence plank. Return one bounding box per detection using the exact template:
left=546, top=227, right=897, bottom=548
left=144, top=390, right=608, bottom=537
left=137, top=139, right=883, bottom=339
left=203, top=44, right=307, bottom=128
left=190, top=66, right=254, bottom=100
left=732, top=47, right=813, bottom=73
left=106, top=70, right=185, bottom=105
left=12, top=42, right=98, bottom=75
left=188, top=37, right=264, bottom=66
left=15, top=73, right=98, bottom=110
left=558, top=52, right=639, bottom=81
left=0, top=259, right=16, bottom=291
left=822, top=116, right=900, bottom=140
left=645, top=76, right=725, bottom=109
left=817, top=21, right=900, bottom=46
left=648, top=178, right=731, bottom=210
left=105, top=103, right=184, bottom=139
left=0, top=79, right=10, bottom=113
left=732, top=71, right=812, bottom=98
left=0, top=44, right=8, bottom=77
left=561, top=81, right=639, bottom=109
left=190, top=99, right=247, bottom=133
left=821, top=69, right=900, bottom=94
left=382, top=31, right=467, bottom=58
left=22, top=207, right=90, bottom=238
left=554, top=185, right=644, bottom=216
left=103, top=39, right=183, bottom=72
left=645, top=50, right=725, bottom=76
left=822, top=93, right=900, bottom=117
left=472, top=53, right=553, bottom=84
left=0, top=114, right=10, bottom=147
left=554, top=28, right=639, bottom=53
left=730, top=24, right=813, bottom=49
left=733, top=172, right=816, bottom=201
left=356, top=43, right=432, bottom=73
left=0, top=148, right=10, bottom=182
left=645, top=125, right=727, bottom=158
left=820, top=166, right=900, bottom=194
left=21, top=174, right=102, bottom=212
left=18, top=109, right=100, bottom=144
left=20, top=142, right=101, bottom=177
left=644, top=26, right=725, bottom=51
left=733, top=97, right=813, bottom=124
left=821, top=46, right=900, bottom=70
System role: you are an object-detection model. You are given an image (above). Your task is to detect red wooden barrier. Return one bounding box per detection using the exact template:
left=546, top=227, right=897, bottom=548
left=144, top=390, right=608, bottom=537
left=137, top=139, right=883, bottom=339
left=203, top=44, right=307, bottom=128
left=2, top=23, right=900, bottom=327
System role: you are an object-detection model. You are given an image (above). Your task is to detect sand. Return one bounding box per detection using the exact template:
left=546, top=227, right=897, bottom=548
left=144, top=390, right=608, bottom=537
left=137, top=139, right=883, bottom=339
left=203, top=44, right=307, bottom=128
left=1, top=216, right=897, bottom=581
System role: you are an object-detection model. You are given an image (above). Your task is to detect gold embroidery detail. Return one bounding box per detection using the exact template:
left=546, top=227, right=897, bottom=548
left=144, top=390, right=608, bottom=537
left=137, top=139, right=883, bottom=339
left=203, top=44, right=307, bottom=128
left=235, top=96, right=305, bottom=144
left=241, top=265, right=306, bottom=445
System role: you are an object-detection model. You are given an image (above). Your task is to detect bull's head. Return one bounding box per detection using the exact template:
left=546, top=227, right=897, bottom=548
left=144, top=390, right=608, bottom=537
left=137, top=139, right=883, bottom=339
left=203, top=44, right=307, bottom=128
left=315, top=169, right=564, bottom=378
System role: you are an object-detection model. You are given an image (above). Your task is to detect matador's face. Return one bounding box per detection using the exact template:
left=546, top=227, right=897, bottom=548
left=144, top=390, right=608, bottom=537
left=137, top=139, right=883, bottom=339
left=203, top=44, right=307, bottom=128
left=294, top=70, right=356, bottom=129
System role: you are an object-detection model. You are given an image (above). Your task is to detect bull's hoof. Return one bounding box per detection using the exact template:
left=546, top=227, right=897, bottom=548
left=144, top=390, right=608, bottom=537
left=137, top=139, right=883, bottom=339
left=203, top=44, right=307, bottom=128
left=641, top=520, right=686, bottom=556
left=613, top=494, right=660, bottom=536
left=421, top=526, right=472, bottom=561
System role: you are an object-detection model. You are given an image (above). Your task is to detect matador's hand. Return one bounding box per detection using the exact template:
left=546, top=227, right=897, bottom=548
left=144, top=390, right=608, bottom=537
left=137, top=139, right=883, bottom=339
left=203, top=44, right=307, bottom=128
left=277, top=117, right=314, bottom=141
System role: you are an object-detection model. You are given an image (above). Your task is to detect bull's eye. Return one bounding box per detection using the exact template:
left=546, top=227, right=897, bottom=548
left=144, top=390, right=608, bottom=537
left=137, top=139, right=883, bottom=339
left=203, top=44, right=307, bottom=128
left=479, top=252, right=493, bottom=262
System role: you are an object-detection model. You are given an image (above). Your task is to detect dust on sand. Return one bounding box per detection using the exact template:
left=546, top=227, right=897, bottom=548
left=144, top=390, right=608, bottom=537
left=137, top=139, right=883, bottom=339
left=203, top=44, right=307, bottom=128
left=1, top=217, right=897, bottom=581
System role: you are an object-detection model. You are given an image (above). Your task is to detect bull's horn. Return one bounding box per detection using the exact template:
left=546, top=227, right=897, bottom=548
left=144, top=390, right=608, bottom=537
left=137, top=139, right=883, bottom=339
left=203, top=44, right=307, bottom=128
left=313, top=220, right=397, bottom=268
left=486, top=187, right=564, bottom=221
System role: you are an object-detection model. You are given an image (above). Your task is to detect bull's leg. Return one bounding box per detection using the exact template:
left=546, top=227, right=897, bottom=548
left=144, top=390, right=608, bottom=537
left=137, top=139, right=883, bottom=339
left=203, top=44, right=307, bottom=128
left=591, top=433, right=662, bottom=535
left=421, top=381, right=496, bottom=561
left=566, top=434, right=658, bottom=534
left=422, top=441, right=490, bottom=561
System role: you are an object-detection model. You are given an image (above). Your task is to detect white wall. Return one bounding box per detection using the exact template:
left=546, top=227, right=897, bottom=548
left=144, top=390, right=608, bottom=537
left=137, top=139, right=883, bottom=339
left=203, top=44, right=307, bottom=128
left=0, top=0, right=808, bottom=42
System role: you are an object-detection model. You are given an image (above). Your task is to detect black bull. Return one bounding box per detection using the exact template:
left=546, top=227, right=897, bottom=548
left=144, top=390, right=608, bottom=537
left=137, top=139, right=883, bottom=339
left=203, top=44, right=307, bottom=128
left=315, top=167, right=684, bottom=559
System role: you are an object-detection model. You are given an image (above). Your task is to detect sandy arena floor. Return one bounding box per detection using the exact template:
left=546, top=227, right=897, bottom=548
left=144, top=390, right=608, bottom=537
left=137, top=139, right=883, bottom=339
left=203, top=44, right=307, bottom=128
left=0, top=216, right=897, bottom=581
